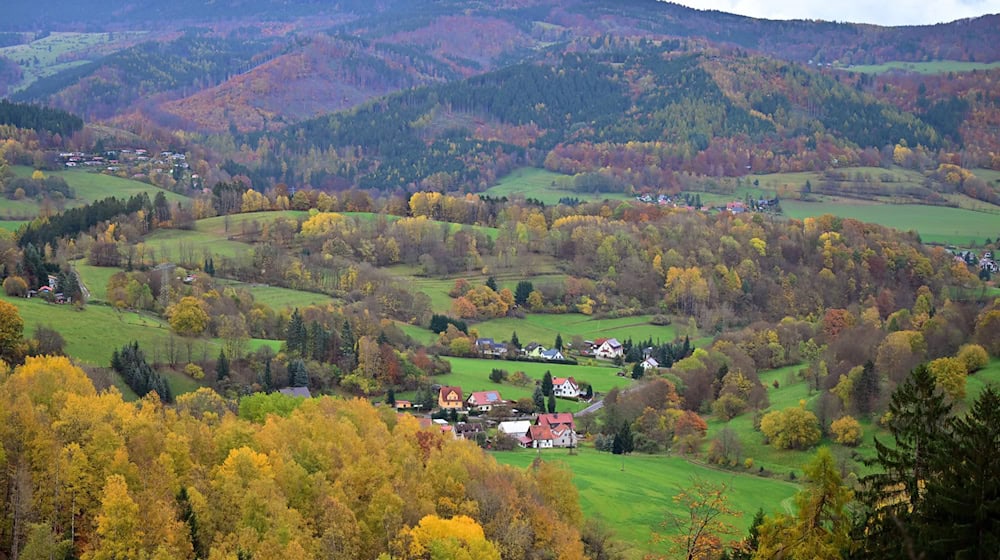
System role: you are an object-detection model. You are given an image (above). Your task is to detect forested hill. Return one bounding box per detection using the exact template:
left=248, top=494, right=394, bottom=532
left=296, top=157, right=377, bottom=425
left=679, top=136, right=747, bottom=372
left=228, top=45, right=945, bottom=191
left=0, top=99, right=83, bottom=136
left=4, top=0, right=999, bottom=132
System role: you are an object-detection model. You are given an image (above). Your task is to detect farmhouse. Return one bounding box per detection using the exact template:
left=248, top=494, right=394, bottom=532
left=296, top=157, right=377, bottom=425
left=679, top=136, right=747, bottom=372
left=523, top=342, right=547, bottom=358
left=640, top=357, right=660, bottom=370
left=527, top=425, right=554, bottom=449
left=467, top=390, right=504, bottom=412
left=454, top=422, right=485, bottom=441
left=593, top=338, right=623, bottom=359
left=475, top=338, right=508, bottom=358
left=540, top=348, right=565, bottom=361
left=498, top=420, right=532, bottom=441
left=537, top=413, right=577, bottom=448
left=552, top=377, right=580, bottom=398
left=438, top=386, right=464, bottom=410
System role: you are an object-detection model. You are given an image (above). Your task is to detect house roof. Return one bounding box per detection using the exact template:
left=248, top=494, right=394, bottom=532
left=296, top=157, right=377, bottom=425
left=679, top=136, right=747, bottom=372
left=540, top=348, right=563, bottom=359
left=528, top=425, right=554, bottom=441
left=279, top=387, right=312, bottom=398
left=537, top=412, right=575, bottom=429
left=439, top=386, right=463, bottom=402
left=498, top=420, right=532, bottom=435
left=468, top=390, right=503, bottom=404
left=642, top=357, right=660, bottom=367
left=475, top=338, right=495, bottom=346
left=552, top=377, right=578, bottom=388
left=455, top=422, right=484, bottom=435
left=602, top=338, right=622, bottom=348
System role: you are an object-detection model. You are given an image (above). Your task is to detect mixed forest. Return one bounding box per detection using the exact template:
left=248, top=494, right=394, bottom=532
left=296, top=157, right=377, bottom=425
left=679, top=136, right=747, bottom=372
left=0, top=0, right=999, bottom=559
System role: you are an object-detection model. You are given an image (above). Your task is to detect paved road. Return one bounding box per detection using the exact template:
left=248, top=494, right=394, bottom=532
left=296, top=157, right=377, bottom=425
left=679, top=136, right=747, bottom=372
left=577, top=398, right=605, bottom=416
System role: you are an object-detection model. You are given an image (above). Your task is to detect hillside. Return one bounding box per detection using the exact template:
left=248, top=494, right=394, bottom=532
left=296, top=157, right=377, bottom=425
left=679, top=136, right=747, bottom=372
left=229, top=46, right=959, bottom=192
left=4, top=0, right=1000, bottom=133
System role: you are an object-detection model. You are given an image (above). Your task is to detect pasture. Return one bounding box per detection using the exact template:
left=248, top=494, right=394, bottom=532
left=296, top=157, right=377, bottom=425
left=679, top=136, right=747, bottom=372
left=471, top=313, right=681, bottom=349
left=494, top=449, right=798, bottom=558
left=432, top=356, right=631, bottom=413
left=3, top=167, right=188, bottom=219
left=780, top=199, right=1000, bottom=246
left=843, top=60, right=1000, bottom=75
left=485, top=167, right=631, bottom=205
left=215, top=279, right=337, bottom=310
left=0, top=31, right=147, bottom=91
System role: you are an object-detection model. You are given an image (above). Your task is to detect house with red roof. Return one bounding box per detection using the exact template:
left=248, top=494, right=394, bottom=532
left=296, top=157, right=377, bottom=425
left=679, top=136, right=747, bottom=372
left=552, top=377, right=580, bottom=398
left=466, top=390, right=504, bottom=412
left=536, top=413, right=577, bottom=448
left=438, top=386, right=464, bottom=410
left=527, top=425, right=554, bottom=449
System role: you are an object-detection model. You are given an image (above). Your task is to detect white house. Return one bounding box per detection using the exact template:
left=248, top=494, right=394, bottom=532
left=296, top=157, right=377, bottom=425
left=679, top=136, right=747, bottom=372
left=552, top=377, right=580, bottom=398
left=537, top=413, right=577, bottom=448
left=640, top=357, right=660, bottom=370
left=527, top=425, right=554, bottom=449
left=466, top=390, right=504, bottom=412
left=540, top=348, right=565, bottom=361
left=594, top=338, right=623, bottom=359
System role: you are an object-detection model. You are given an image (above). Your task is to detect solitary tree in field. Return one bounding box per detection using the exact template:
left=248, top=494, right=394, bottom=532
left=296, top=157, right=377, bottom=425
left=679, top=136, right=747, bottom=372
left=660, top=478, right=740, bottom=560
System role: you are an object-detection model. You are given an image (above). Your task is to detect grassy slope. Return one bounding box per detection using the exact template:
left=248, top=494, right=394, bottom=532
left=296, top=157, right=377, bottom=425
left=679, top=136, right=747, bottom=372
left=2, top=167, right=189, bottom=220
left=844, top=61, right=1000, bottom=74
left=423, top=356, right=630, bottom=413
left=471, top=314, right=679, bottom=348
left=485, top=167, right=631, bottom=205
left=781, top=200, right=1000, bottom=246
left=0, top=31, right=147, bottom=91
left=494, top=449, right=798, bottom=558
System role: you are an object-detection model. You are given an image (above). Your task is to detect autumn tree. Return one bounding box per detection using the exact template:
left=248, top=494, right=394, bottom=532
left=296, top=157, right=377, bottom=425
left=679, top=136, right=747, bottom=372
left=167, top=296, right=209, bottom=337
left=0, top=299, right=26, bottom=364
left=755, top=448, right=855, bottom=560
left=395, top=514, right=501, bottom=560
left=830, top=416, right=863, bottom=446
left=926, top=356, right=967, bottom=401
left=661, top=478, right=740, bottom=560
left=760, top=405, right=821, bottom=450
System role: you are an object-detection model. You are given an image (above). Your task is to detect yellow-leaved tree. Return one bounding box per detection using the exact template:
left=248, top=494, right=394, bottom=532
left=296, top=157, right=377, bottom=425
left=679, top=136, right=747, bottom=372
left=396, top=515, right=501, bottom=560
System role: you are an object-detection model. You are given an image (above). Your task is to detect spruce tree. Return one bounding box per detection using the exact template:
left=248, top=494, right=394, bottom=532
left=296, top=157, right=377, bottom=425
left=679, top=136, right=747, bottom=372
left=533, top=385, right=545, bottom=412
left=514, top=280, right=533, bottom=306
left=286, top=308, right=305, bottom=355
left=858, top=365, right=953, bottom=558
left=485, top=276, right=498, bottom=291
left=542, top=370, right=553, bottom=397
left=215, top=350, right=229, bottom=381
left=289, top=359, right=308, bottom=387
left=547, top=393, right=557, bottom=413
left=262, top=358, right=273, bottom=391
left=554, top=333, right=563, bottom=351
left=510, top=330, right=520, bottom=349
left=386, top=388, right=396, bottom=407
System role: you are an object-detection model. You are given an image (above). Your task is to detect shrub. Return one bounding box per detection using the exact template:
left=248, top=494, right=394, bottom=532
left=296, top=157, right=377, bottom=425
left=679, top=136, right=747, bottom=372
left=957, top=343, right=989, bottom=373
left=184, top=363, right=205, bottom=380
left=711, top=393, right=748, bottom=421
left=3, top=276, right=27, bottom=297
left=744, top=458, right=754, bottom=469
left=830, top=415, right=863, bottom=446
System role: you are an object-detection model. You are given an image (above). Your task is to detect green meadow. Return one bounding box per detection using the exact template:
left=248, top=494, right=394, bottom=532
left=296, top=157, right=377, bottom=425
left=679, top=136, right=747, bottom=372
left=2, top=167, right=188, bottom=220
left=0, top=31, right=147, bottom=91
left=485, top=167, right=631, bottom=205
left=471, top=313, right=680, bottom=348
left=843, top=60, right=1000, bottom=75
left=781, top=200, right=1000, bottom=246
left=427, top=356, right=631, bottom=413
left=494, top=449, right=798, bottom=558
left=215, top=279, right=337, bottom=310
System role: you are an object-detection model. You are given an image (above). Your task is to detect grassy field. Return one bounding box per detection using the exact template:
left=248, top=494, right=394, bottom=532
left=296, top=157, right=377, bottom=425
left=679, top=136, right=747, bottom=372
left=0, top=31, right=147, bottom=91
left=426, top=356, right=631, bottom=413
left=3, top=295, right=280, bottom=371
left=472, top=314, right=680, bottom=348
left=493, top=449, right=798, bottom=558
left=781, top=199, right=1000, bottom=246
left=2, top=167, right=189, bottom=221
left=484, top=167, right=632, bottom=205
left=967, top=358, right=1000, bottom=400
left=215, top=279, right=337, bottom=310
left=843, top=61, right=1000, bottom=75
